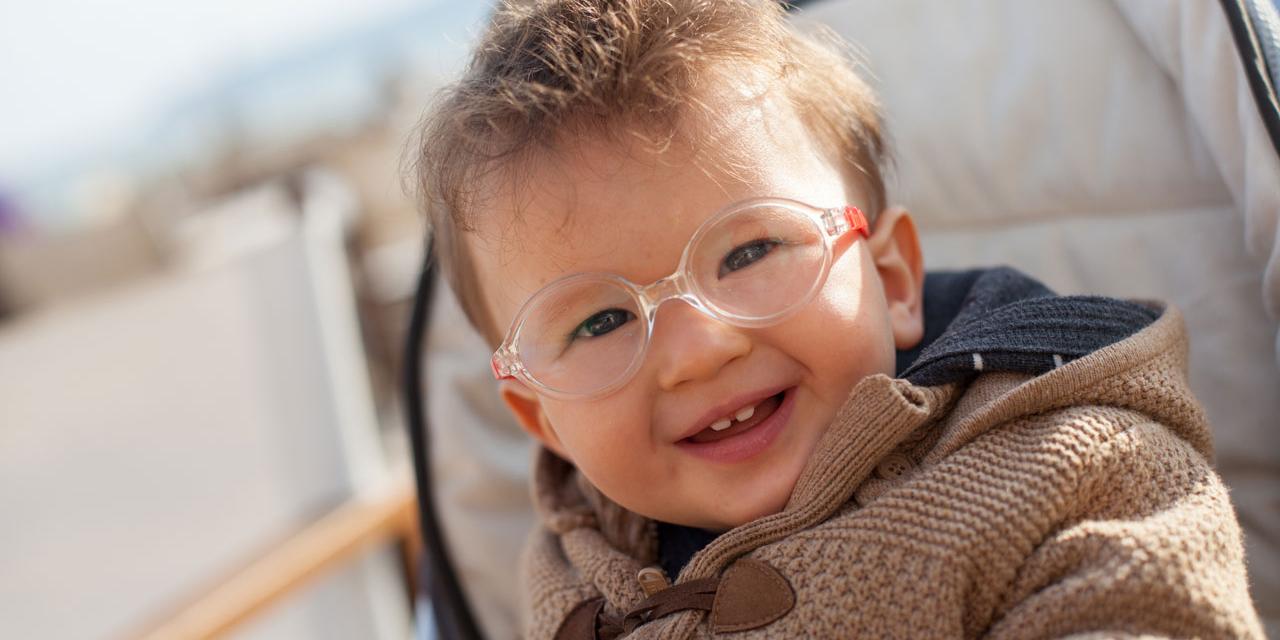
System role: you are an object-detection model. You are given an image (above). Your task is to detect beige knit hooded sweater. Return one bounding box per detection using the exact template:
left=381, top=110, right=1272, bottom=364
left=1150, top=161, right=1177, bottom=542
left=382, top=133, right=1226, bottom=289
left=520, top=302, right=1264, bottom=639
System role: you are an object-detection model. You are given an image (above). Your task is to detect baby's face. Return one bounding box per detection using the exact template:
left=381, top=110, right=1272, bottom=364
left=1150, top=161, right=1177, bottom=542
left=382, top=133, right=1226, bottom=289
left=471, top=88, right=920, bottom=530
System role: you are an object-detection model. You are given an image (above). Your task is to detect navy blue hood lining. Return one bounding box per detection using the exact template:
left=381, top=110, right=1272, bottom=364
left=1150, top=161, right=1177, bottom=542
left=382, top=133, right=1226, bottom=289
left=899, top=267, right=1160, bottom=386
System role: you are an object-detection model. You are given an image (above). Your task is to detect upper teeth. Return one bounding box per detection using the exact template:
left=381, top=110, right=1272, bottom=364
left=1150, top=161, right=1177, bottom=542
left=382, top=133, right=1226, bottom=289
left=709, top=402, right=759, bottom=431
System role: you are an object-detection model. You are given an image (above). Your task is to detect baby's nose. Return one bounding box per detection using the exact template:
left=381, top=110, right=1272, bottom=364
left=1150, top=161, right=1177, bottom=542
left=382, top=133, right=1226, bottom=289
left=650, top=301, right=752, bottom=391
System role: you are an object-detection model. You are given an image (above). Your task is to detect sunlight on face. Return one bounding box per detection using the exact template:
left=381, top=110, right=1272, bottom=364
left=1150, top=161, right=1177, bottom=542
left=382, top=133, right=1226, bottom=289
left=470, top=79, right=899, bottom=530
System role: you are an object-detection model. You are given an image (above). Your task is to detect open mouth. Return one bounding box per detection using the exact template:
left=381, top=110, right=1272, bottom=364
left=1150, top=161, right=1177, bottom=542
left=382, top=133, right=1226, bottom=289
left=683, top=390, right=786, bottom=444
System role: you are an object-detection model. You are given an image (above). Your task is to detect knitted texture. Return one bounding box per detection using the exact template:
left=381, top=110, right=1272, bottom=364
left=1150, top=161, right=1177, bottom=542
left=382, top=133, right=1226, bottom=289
left=519, top=303, right=1264, bottom=638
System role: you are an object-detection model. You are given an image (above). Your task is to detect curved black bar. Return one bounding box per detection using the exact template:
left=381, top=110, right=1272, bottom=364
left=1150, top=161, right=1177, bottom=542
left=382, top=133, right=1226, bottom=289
left=404, top=243, right=485, bottom=640
left=1220, top=0, right=1280, bottom=157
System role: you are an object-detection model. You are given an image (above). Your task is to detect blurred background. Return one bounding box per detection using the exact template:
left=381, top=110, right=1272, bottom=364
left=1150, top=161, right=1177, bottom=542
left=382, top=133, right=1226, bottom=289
left=0, top=1, right=493, bottom=638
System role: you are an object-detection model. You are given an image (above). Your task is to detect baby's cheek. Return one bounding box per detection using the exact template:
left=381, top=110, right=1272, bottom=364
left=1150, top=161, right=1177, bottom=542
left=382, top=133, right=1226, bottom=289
left=791, top=287, right=865, bottom=355
left=817, top=261, right=867, bottom=322
left=550, top=403, right=651, bottom=474
left=797, top=297, right=895, bottom=398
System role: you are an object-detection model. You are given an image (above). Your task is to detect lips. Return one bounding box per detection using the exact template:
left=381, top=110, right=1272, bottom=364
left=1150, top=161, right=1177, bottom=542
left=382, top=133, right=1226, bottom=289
left=686, top=392, right=783, bottom=444
left=675, top=386, right=797, bottom=464
left=678, top=383, right=793, bottom=441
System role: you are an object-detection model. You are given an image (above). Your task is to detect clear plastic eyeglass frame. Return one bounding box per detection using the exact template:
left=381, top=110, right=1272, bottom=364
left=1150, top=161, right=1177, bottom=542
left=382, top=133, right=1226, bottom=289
left=490, top=196, right=870, bottom=399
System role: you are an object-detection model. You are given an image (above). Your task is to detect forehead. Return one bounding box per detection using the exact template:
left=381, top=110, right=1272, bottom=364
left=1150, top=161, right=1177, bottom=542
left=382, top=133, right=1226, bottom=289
left=468, top=85, right=854, bottom=333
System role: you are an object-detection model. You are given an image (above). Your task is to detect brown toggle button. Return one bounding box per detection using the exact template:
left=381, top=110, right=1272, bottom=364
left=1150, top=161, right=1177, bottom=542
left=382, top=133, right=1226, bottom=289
left=636, top=566, right=670, bottom=597
left=875, top=453, right=914, bottom=480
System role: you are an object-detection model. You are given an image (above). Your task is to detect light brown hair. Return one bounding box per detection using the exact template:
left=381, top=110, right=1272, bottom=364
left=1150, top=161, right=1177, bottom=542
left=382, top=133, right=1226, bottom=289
left=409, top=0, right=889, bottom=345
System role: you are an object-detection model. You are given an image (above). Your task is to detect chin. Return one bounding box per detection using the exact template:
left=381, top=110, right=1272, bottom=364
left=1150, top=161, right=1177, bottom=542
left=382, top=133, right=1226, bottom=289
left=707, top=485, right=794, bottom=530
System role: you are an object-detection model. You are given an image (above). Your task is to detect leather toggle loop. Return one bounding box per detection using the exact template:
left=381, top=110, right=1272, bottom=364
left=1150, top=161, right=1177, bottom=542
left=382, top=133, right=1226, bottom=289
left=609, top=577, right=719, bottom=637
left=553, top=558, right=795, bottom=639
left=554, top=598, right=606, bottom=640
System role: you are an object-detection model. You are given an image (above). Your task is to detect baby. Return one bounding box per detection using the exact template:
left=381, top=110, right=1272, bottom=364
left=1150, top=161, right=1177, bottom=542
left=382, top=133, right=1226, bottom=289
left=413, top=1, right=1263, bottom=638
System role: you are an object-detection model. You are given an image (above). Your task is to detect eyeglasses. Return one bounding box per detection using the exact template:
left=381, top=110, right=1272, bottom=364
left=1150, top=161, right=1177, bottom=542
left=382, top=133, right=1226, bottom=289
left=491, top=196, right=870, bottom=399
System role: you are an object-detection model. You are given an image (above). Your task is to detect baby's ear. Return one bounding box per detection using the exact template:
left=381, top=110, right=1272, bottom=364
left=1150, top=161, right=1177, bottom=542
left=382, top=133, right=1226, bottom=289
left=866, top=206, right=925, bottom=350
left=499, top=380, right=570, bottom=460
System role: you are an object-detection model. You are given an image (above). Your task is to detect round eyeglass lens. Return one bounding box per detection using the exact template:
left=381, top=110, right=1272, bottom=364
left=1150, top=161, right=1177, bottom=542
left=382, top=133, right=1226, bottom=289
left=516, top=277, right=647, bottom=395
left=689, top=203, right=828, bottom=321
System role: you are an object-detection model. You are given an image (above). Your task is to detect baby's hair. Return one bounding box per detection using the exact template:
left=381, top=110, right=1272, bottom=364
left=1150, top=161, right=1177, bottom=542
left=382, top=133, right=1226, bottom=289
left=409, top=0, right=889, bottom=345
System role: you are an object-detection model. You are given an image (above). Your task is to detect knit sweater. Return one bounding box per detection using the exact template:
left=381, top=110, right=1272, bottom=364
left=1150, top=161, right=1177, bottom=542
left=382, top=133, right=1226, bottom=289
left=520, top=270, right=1264, bottom=639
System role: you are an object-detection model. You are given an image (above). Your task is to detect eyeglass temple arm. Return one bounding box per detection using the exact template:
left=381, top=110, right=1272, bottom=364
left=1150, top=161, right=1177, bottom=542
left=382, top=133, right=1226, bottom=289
left=823, top=205, right=870, bottom=238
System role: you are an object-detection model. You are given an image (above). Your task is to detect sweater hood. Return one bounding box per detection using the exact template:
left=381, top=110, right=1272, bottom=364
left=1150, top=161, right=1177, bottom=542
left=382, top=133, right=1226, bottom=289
left=527, top=266, right=1211, bottom=622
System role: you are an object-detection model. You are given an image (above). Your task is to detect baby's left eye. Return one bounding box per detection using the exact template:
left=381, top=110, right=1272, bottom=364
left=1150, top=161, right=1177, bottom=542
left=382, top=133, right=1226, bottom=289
left=719, top=239, right=780, bottom=277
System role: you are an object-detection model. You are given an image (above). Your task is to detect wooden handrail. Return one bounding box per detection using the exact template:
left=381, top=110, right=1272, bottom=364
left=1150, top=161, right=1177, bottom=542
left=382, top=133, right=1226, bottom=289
left=128, top=475, right=420, bottom=640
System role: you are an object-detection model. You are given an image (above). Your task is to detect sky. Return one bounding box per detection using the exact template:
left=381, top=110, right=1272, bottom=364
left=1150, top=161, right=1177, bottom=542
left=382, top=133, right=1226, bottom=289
left=0, top=0, right=491, bottom=219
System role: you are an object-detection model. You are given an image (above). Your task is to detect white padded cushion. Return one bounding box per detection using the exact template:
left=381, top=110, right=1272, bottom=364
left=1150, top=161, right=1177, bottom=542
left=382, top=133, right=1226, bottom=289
left=801, top=1, right=1230, bottom=226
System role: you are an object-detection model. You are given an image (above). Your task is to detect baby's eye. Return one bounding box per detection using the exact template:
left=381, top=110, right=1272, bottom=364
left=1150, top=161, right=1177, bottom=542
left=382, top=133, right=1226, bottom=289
left=572, top=308, right=635, bottom=340
left=719, top=238, right=781, bottom=278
